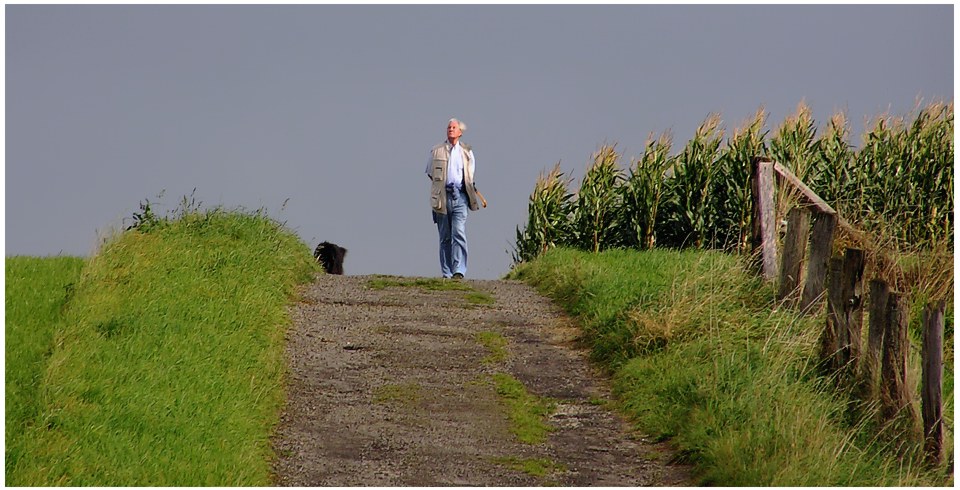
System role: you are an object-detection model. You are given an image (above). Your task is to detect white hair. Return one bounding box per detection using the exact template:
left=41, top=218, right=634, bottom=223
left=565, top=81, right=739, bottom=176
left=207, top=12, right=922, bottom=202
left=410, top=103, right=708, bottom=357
left=448, top=118, right=467, bottom=132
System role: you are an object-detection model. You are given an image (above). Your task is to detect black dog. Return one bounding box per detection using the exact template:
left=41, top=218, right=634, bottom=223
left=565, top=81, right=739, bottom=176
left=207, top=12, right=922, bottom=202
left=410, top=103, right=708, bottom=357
left=314, top=241, right=347, bottom=275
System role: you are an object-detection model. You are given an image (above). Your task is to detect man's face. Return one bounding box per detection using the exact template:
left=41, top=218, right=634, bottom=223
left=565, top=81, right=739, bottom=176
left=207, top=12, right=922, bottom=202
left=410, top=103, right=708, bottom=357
left=447, top=121, right=462, bottom=141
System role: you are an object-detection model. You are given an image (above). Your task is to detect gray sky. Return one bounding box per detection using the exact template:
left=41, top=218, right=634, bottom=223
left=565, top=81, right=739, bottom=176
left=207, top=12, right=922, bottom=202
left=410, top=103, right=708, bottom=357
left=5, top=4, right=954, bottom=279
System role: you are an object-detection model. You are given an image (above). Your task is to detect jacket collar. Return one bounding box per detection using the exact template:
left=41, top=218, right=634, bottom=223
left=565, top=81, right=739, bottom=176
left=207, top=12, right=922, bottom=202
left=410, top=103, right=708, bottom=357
left=447, top=140, right=470, bottom=152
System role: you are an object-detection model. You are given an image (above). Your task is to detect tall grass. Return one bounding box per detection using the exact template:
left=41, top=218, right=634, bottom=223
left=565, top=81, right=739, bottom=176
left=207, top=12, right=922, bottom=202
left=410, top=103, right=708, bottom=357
left=507, top=247, right=952, bottom=486
left=6, top=256, right=86, bottom=474
left=6, top=207, right=318, bottom=485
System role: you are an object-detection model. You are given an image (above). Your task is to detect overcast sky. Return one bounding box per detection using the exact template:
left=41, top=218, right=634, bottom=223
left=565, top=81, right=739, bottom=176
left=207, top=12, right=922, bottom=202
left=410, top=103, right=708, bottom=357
left=5, top=4, right=954, bottom=279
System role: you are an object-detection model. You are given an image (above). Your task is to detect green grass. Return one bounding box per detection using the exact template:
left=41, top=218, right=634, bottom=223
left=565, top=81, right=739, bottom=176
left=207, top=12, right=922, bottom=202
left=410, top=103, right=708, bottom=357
left=476, top=331, right=509, bottom=364
left=509, top=247, right=729, bottom=368
left=464, top=291, right=496, bottom=306
left=6, top=256, right=86, bottom=473
left=367, top=275, right=473, bottom=291
left=373, top=382, right=422, bottom=407
left=5, top=208, right=318, bottom=485
left=507, top=247, right=952, bottom=486
left=492, top=373, right=556, bottom=445
left=367, top=275, right=494, bottom=307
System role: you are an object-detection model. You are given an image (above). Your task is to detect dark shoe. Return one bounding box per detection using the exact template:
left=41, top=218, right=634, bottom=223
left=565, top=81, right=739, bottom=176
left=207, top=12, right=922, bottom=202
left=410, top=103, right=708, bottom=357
left=452, top=273, right=464, bottom=280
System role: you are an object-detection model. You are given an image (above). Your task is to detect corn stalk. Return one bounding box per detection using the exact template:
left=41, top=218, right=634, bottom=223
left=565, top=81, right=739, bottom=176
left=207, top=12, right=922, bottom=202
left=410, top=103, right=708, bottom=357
left=900, top=101, right=953, bottom=247
left=808, top=111, right=856, bottom=210
left=659, top=114, right=724, bottom=248
left=618, top=132, right=673, bottom=249
left=512, top=163, right=574, bottom=264
left=769, top=102, right=819, bottom=225
left=574, top=145, right=623, bottom=253
left=849, top=102, right=954, bottom=249
left=513, top=101, right=952, bottom=262
left=715, top=107, right=768, bottom=252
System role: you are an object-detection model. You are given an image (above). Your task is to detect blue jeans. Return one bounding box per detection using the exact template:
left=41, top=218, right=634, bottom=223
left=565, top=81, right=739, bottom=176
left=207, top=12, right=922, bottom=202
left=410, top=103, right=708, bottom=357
left=433, top=186, right=468, bottom=278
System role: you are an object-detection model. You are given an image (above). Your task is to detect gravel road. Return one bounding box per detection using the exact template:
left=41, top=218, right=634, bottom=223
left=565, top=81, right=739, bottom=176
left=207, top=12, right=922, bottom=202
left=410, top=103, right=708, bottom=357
left=271, top=273, right=690, bottom=486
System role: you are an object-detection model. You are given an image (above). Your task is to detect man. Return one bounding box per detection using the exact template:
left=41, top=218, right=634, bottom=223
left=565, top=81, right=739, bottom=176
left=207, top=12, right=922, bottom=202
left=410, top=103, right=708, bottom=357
left=426, top=118, right=481, bottom=279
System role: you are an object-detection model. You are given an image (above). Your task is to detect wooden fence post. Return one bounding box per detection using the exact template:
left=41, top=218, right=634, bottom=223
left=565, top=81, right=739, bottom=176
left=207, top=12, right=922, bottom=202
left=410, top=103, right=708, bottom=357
left=778, top=206, right=811, bottom=303
left=840, top=249, right=865, bottom=376
left=751, top=158, right=778, bottom=281
left=799, top=211, right=838, bottom=314
left=921, top=300, right=946, bottom=467
left=820, top=250, right=863, bottom=382
left=880, top=291, right=917, bottom=430
left=861, top=279, right=889, bottom=400
left=821, top=257, right=844, bottom=376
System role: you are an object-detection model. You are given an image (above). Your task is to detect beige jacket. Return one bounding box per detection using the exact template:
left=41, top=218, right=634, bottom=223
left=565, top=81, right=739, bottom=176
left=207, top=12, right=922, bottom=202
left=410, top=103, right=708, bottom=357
left=429, top=141, right=480, bottom=214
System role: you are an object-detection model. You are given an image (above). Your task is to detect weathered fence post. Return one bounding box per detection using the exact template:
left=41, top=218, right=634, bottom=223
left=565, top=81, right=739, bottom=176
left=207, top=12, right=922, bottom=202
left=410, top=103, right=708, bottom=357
left=921, top=300, right=945, bottom=467
left=751, top=158, right=778, bottom=281
left=778, top=207, right=811, bottom=303
left=840, top=249, right=865, bottom=375
left=880, top=291, right=918, bottom=432
left=821, top=250, right=863, bottom=382
left=821, top=257, right=844, bottom=376
left=862, top=279, right=889, bottom=400
left=799, top=211, right=838, bottom=314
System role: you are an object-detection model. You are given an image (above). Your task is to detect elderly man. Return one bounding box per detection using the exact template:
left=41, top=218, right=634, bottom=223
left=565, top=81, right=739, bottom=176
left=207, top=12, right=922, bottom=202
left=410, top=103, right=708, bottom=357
left=426, top=118, right=481, bottom=279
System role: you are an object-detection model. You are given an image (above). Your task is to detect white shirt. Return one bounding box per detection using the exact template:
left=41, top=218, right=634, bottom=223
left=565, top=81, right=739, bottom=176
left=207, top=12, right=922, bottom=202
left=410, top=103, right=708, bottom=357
left=426, top=142, right=476, bottom=190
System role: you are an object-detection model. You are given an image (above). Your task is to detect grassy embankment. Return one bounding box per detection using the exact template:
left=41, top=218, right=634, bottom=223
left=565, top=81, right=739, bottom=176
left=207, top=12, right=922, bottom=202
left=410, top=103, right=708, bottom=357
left=508, top=247, right=953, bottom=486
left=5, top=209, right=318, bottom=486
left=6, top=256, right=87, bottom=471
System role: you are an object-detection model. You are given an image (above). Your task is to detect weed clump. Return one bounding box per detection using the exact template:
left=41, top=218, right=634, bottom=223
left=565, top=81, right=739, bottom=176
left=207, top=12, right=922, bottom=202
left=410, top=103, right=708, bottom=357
left=492, top=373, right=556, bottom=445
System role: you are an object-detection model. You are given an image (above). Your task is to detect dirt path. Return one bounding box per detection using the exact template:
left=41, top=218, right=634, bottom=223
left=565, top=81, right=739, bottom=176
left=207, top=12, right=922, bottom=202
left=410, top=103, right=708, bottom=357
left=271, top=274, right=691, bottom=486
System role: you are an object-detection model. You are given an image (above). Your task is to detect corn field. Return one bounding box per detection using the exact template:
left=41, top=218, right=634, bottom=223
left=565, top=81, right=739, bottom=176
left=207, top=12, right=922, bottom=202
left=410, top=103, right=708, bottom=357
left=513, top=101, right=954, bottom=264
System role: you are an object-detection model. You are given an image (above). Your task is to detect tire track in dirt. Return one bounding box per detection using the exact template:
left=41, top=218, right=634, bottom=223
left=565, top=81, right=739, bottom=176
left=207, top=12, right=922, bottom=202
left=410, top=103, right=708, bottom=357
left=271, top=274, right=690, bottom=486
